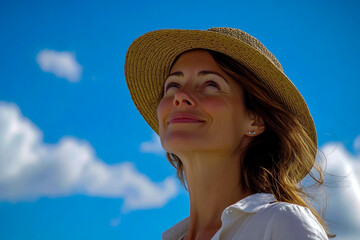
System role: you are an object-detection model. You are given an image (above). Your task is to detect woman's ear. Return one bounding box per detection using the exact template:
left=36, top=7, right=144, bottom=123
left=246, top=112, right=265, bottom=136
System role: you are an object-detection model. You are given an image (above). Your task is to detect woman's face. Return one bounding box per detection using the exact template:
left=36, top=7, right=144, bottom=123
left=157, top=50, right=253, bottom=156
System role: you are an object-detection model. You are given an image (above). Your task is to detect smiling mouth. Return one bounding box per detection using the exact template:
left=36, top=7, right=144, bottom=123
left=169, top=117, right=204, bottom=124
left=168, top=113, right=205, bottom=124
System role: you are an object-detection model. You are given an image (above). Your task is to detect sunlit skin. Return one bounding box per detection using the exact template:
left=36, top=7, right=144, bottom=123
left=157, top=50, right=265, bottom=240
left=158, top=50, right=252, bottom=155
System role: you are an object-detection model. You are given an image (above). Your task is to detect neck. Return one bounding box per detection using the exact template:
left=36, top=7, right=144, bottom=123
left=179, top=151, right=251, bottom=240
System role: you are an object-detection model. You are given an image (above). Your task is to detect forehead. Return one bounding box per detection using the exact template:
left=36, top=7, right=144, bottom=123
left=170, top=50, right=222, bottom=73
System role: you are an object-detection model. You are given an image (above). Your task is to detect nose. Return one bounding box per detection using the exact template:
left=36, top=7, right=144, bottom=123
left=173, top=90, right=196, bottom=107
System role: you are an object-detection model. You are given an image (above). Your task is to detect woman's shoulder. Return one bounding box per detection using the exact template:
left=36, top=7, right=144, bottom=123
left=263, top=200, right=315, bottom=218
left=254, top=201, right=328, bottom=239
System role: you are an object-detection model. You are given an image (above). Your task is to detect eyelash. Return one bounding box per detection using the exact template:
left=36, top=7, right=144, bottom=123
left=164, top=82, right=180, bottom=92
left=204, top=80, right=220, bottom=89
left=164, top=80, right=221, bottom=93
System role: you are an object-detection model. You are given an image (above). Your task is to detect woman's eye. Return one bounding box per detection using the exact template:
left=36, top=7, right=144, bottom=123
left=204, top=81, right=220, bottom=89
left=164, top=82, right=181, bottom=92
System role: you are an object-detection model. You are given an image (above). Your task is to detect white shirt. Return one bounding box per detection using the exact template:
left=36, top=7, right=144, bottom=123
left=162, top=193, right=328, bottom=240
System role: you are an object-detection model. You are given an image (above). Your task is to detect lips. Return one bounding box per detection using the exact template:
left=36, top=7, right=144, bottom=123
left=168, top=113, right=205, bottom=124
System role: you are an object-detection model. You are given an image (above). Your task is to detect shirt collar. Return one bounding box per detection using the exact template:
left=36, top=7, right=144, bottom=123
left=227, top=192, right=276, bottom=213
left=162, top=193, right=276, bottom=240
left=162, top=217, right=189, bottom=240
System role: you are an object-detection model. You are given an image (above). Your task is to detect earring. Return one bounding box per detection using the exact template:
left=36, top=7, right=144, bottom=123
left=248, top=131, right=256, bottom=135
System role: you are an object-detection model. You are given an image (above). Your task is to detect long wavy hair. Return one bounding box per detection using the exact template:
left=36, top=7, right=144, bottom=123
left=165, top=49, right=333, bottom=237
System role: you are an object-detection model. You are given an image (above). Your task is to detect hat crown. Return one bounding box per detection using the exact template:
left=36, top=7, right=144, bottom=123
left=206, top=27, right=283, bottom=71
left=125, top=28, right=317, bottom=180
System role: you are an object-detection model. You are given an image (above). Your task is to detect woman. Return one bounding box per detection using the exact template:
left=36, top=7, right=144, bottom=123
left=125, top=27, right=331, bottom=239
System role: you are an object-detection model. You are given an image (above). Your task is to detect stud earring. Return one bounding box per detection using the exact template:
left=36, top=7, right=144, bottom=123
left=248, top=131, right=256, bottom=135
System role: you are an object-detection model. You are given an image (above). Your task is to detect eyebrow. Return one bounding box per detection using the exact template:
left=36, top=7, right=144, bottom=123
left=198, top=71, right=227, bottom=82
left=167, top=71, right=184, bottom=78
left=166, top=71, right=228, bottom=83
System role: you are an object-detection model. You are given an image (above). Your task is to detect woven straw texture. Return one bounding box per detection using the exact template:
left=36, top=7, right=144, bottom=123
left=124, top=27, right=317, bottom=181
left=125, top=27, right=316, bottom=146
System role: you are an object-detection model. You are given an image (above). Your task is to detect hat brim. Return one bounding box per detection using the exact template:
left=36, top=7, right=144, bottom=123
left=125, top=29, right=316, bottom=146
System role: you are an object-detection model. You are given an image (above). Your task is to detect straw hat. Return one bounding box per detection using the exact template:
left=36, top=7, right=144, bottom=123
left=124, top=27, right=316, bottom=147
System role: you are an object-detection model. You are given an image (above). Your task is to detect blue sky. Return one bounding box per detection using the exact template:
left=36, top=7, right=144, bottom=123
left=0, top=0, right=359, bottom=239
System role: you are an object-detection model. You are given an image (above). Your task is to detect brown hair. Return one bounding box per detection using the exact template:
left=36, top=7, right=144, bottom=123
left=165, top=49, right=333, bottom=237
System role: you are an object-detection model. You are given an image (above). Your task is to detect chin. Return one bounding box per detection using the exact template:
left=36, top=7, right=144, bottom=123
left=161, top=131, right=205, bottom=153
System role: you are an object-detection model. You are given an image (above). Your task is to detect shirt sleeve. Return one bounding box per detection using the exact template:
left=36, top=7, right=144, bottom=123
left=270, top=204, right=328, bottom=240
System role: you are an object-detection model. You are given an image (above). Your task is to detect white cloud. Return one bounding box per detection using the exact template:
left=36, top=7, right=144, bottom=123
left=353, top=135, right=360, bottom=154
left=139, top=133, right=165, bottom=155
left=319, top=141, right=360, bottom=239
left=3, top=99, right=359, bottom=237
left=0, top=102, right=177, bottom=211
left=36, top=49, right=82, bottom=82
left=110, top=217, right=121, bottom=227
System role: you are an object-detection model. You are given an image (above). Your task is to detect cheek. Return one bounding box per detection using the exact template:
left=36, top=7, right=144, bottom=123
left=202, top=98, right=232, bottom=119
left=157, top=97, right=176, bottom=150
left=205, top=98, right=248, bottom=132
left=203, top=98, right=233, bottom=130
left=157, top=97, right=172, bottom=126
left=202, top=96, right=227, bottom=109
